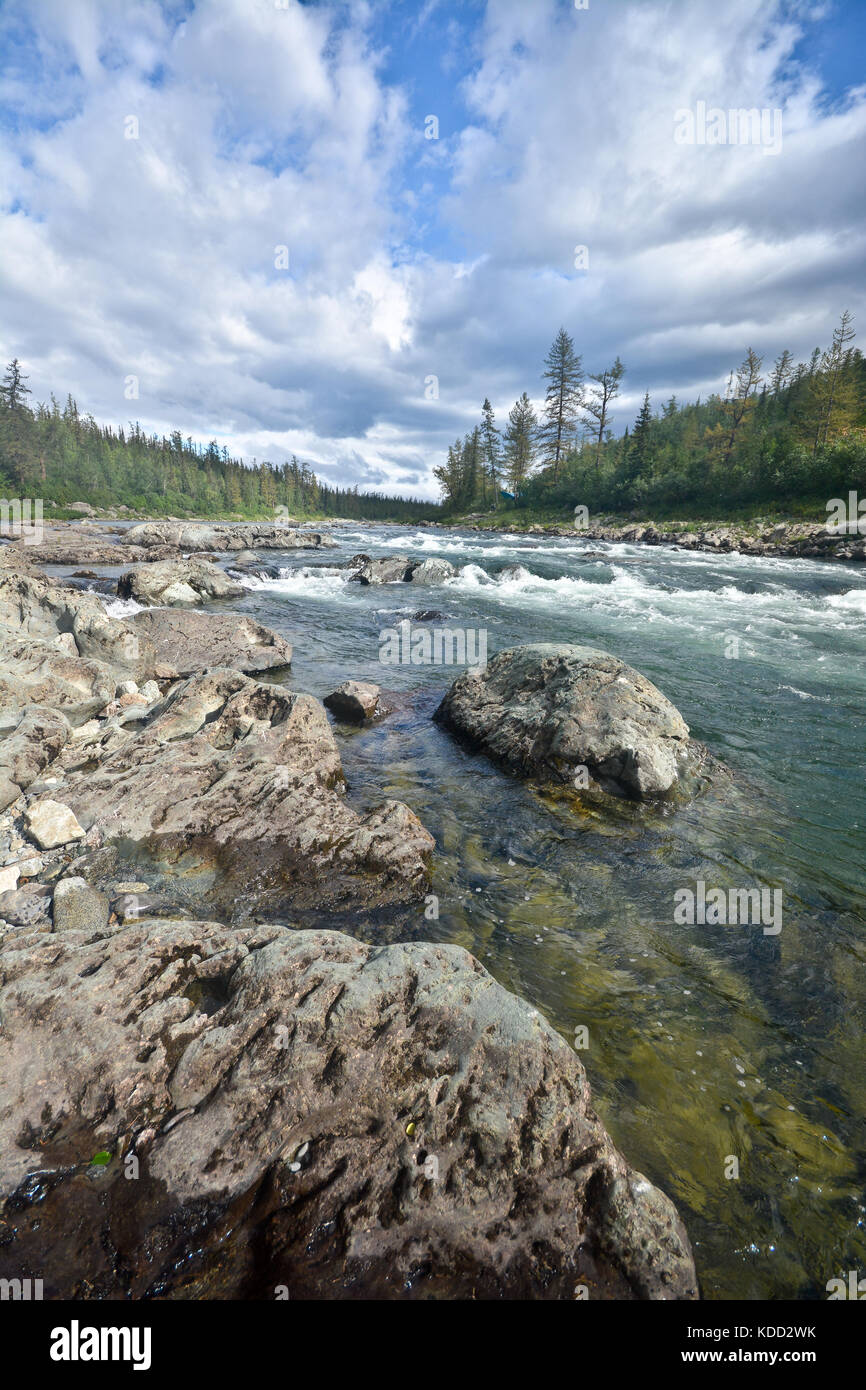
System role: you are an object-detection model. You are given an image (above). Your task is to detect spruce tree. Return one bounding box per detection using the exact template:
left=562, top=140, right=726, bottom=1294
left=538, top=329, right=583, bottom=480
left=480, top=398, right=502, bottom=505
left=504, top=393, right=537, bottom=493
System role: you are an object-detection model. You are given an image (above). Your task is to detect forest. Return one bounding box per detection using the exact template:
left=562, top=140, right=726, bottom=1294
left=433, top=312, right=866, bottom=519
left=0, top=361, right=438, bottom=522
left=2, top=316, right=864, bottom=527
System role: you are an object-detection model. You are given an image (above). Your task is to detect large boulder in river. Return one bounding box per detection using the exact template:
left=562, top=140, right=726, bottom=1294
left=408, top=557, right=457, bottom=583
left=0, top=918, right=698, bottom=1300
left=324, top=680, right=382, bottom=722
left=54, top=668, right=433, bottom=914
left=348, top=554, right=414, bottom=584
left=130, top=608, right=292, bottom=677
left=435, top=643, right=693, bottom=799
left=117, top=557, right=245, bottom=606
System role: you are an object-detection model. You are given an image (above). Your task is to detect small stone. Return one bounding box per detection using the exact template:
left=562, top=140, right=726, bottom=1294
left=118, top=680, right=140, bottom=696
left=118, top=691, right=148, bottom=709
left=324, top=680, right=382, bottom=723
left=138, top=680, right=162, bottom=703
left=15, top=857, right=42, bottom=878
left=114, top=881, right=150, bottom=894
left=25, top=800, right=87, bottom=850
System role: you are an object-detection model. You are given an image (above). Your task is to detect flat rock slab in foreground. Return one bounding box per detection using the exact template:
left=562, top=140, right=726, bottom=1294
left=0, top=919, right=697, bottom=1300
left=435, top=642, right=695, bottom=799
left=131, top=608, right=292, bottom=677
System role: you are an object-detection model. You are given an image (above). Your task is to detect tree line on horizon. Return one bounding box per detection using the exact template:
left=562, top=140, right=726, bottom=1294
left=0, top=363, right=439, bottom=522
left=432, top=312, right=866, bottom=516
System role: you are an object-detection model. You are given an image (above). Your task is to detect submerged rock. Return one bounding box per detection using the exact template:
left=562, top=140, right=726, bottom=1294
left=435, top=642, right=696, bottom=799
left=131, top=609, right=292, bottom=677
left=0, top=918, right=698, bottom=1300
left=117, top=558, right=245, bottom=606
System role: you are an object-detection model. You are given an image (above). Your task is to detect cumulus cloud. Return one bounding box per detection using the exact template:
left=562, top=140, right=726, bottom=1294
left=0, top=0, right=863, bottom=498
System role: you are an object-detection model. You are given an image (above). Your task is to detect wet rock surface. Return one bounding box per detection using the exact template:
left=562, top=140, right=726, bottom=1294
left=0, top=918, right=698, bottom=1300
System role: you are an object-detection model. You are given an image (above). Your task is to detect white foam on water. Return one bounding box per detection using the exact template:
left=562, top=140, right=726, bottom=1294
left=101, top=596, right=143, bottom=617
left=240, top=566, right=351, bottom=599
left=778, top=685, right=833, bottom=703
left=826, top=588, right=866, bottom=615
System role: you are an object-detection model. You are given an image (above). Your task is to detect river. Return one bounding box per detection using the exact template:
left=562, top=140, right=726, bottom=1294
left=117, top=522, right=866, bottom=1298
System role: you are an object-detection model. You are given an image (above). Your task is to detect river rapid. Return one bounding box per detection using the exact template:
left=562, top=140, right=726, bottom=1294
left=111, top=522, right=866, bottom=1298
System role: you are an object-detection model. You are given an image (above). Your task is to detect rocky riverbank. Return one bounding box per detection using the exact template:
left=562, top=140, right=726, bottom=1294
left=419, top=515, right=866, bottom=561
left=0, top=523, right=701, bottom=1299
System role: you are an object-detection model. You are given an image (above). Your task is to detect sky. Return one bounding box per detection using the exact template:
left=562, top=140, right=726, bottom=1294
left=0, top=0, right=864, bottom=499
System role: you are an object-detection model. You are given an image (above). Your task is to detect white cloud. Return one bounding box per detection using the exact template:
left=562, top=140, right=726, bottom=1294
left=0, top=0, right=864, bottom=499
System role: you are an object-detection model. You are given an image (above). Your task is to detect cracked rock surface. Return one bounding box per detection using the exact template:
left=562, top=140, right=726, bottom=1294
left=0, top=917, right=698, bottom=1300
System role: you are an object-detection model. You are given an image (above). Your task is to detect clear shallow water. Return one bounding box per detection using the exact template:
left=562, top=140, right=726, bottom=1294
left=111, top=525, right=866, bottom=1297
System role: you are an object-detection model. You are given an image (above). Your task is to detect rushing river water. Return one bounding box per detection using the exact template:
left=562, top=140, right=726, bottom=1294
left=109, top=523, right=866, bottom=1298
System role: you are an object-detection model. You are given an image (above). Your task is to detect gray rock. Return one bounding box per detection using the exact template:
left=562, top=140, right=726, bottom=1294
left=52, top=876, right=109, bottom=933
left=112, top=890, right=174, bottom=922
left=55, top=669, right=433, bottom=915
left=117, top=558, right=245, bottom=606
left=324, top=680, right=382, bottom=722
left=435, top=642, right=693, bottom=799
left=0, top=918, right=697, bottom=1300
left=0, top=569, right=154, bottom=724
left=407, top=557, right=457, bottom=583
left=130, top=608, right=292, bottom=677
left=24, top=799, right=87, bottom=849
left=122, top=522, right=337, bottom=552
left=348, top=555, right=414, bottom=585
left=0, top=707, right=71, bottom=811
left=0, top=881, right=52, bottom=928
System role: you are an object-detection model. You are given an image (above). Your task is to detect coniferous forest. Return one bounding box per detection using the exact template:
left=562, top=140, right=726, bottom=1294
left=433, top=311, right=866, bottom=520
left=2, top=314, right=864, bottom=526
left=0, top=359, right=438, bottom=522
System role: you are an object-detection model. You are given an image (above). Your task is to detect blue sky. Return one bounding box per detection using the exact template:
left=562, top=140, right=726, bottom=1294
left=0, top=0, right=864, bottom=497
